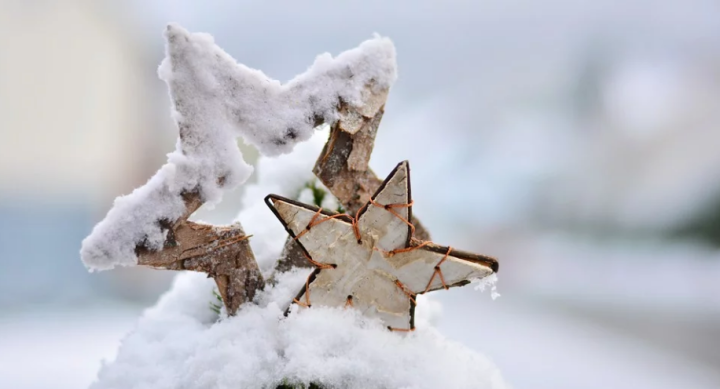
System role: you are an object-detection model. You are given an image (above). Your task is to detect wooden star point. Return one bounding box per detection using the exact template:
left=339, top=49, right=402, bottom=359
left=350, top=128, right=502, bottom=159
left=135, top=193, right=264, bottom=315
left=266, top=161, right=498, bottom=330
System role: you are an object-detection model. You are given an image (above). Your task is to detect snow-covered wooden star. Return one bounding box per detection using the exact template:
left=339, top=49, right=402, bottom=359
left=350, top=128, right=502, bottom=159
left=265, top=161, right=498, bottom=331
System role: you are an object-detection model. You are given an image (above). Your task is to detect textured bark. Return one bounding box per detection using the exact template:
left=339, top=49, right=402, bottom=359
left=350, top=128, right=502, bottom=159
left=266, top=238, right=309, bottom=285
left=314, top=106, right=385, bottom=216
left=136, top=192, right=264, bottom=315
left=313, top=90, right=430, bottom=240
left=274, top=238, right=310, bottom=274
left=272, top=86, right=431, bottom=277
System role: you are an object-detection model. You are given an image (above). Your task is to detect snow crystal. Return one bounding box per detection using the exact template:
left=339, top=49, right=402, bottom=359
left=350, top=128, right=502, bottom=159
left=473, top=273, right=501, bottom=300
left=80, top=24, right=396, bottom=271
left=92, top=272, right=507, bottom=389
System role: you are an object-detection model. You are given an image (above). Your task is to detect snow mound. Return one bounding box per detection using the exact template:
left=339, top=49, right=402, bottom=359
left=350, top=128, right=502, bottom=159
left=92, top=272, right=507, bottom=389
left=80, top=24, right=396, bottom=271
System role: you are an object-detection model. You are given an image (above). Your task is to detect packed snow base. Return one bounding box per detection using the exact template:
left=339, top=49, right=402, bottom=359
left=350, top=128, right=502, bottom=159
left=93, top=272, right=506, bottom=389
left=80, top=24, right=396, bottom=271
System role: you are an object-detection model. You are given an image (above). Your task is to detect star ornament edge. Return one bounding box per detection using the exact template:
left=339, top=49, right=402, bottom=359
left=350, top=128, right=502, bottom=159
left=264, top=160, right=499, bottom=331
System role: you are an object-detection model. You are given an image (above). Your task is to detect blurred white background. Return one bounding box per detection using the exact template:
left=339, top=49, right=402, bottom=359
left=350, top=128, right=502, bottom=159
left=1, top=0, right=720, bottom=388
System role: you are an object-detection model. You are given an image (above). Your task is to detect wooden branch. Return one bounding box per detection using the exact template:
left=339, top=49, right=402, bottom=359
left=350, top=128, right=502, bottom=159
left=314, top=100, right=385, bottom=216
left=314, top=88, right=430, bottom=240
left=136, top=192, right=264, bottom=315
left=270, top=86, right=431, bottom=278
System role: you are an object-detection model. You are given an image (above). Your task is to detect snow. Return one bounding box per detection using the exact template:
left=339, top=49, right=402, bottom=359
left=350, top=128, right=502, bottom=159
left=80, top=24, right=396, bottom=272
left=91, top=271, right=506, bottom=389
left=159, top=24, right=396, bottom=157
left=473, top=273, right=501, bottom=300
left=6, top=285, right=720, bottom=389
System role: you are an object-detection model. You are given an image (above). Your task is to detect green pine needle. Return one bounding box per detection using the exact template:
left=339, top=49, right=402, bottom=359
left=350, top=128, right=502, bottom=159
left=209, top=289, right=223, bottom=315
left=305, top=180, right=326, bottom=208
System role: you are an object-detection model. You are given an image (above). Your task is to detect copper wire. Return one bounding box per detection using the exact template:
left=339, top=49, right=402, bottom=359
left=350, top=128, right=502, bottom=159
left=424, top=246, right=452, bottom=293
left=294, top=208, right=346, bottom=241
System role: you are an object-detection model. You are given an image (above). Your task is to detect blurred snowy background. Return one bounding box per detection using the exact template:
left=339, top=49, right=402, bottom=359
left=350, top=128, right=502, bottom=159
left=2, top=0, right=720, bottom=388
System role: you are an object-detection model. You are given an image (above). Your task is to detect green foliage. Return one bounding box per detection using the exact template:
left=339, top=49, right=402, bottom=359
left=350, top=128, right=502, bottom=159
left=305, top=180, right=326, bottom=208
left=209, top=289, right=223, bottom=315
left=304, top=179, right=345, bottom=214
